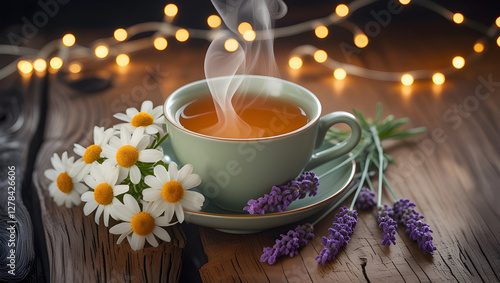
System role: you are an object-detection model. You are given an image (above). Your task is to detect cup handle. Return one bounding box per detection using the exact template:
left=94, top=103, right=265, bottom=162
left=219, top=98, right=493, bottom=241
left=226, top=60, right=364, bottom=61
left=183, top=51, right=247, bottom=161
left=304, top=111, right=362, bottom=171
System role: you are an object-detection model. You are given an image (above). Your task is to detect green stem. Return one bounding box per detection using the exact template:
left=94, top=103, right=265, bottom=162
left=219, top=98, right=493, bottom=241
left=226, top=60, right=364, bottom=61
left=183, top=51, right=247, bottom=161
left=382, top=175, right=399, bottom=200
left=370, top=126, right=384, bottom=208
left=311, top=179, right=359, bottom=226
left=318, top=139, right=371, bottom=180
left=349, top=151, right=373, bottom=210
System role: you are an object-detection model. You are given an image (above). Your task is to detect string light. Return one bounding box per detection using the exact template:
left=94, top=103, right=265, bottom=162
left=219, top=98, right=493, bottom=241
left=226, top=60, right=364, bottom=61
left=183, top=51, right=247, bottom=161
left=114, top=28, right=128, bottom=42
left=68, top=63, right=82, bottom=74
left=175, top=29, right=189, bottom=42
left=207, top=15, right=222, bottom=28
left=116, top=54, right=130, bottom=67
left=17, top=60, right=33, bottom=74
left=452, top=56, right=465, bottom=69
left=473, top=42, right=484, bottom=53
left=224, top=38, right=239, bottom=52
left=401, top=74, right=414, bottom=86
left=243, top=30, right=256, bottom=41
left=335, top=4, right=349, bottom=17
left=399, top=0, right=411, bottom=5
left=314, top=25, right=329, bottom=39
left=313, top=50, right=328, bottom=63
left=33, top=59, right=47, bottom=72
left=432, top=73, right=445, bottom=85
left=62, top=33, right=75, bottom=47
left=289, top=56, right=303, bottom=70
left=496, top=16, right=500, bottom=28
left=49, top=57, right=63, bottom=70
left=164, top=4, right=178, bottom=17
left=453, top=13, right=464, bottom=24
left=334, top=68, right=346, bottom=80
left=238, top=22, right=253, bottom=35
left=154, top=37, right=168, bottom=50
left=497, top=36, right=500, bottom=47
left=354, top=34, right=369, bottom=48
left=95, top=45, right=109, bottom=58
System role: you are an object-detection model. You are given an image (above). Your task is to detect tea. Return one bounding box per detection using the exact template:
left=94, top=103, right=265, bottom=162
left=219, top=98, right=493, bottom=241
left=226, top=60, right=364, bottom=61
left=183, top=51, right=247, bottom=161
left=177, top=94, right=308, bottom=139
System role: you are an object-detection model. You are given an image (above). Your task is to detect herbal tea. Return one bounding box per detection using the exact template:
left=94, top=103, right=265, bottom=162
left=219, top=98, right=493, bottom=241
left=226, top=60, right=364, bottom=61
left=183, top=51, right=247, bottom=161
left=177, top=94, right=308, bottom=139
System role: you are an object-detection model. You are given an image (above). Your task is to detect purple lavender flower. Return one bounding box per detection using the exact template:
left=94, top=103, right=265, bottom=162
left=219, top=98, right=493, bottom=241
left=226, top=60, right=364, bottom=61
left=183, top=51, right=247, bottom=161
left=377, top=204, right=397, bottom=246
left=260, top=224, right=314, bottom=265
left=315, top=207, right=358, bottom=265
left=355, top=187, right=377, bottom=210
left=244, top=171, right=319, bottom=214
left=393, top=198, right=436, bottom=254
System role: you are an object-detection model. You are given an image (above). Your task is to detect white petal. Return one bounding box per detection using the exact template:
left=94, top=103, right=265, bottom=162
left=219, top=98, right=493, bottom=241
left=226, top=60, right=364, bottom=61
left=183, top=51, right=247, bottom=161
left=93, top=126, right=104, bottom=144
left=138, top=149, right=163, bottom=163
left=174, top=203, right=185, bottom=223
left=155, top=216, right=173, bottom=227
left=74, top=183, right=89, bottom=194
left=110, top=222, right=131, bottom=235
left=120, top=127, right=132, bottom=145
left=113, top=204, right=134, bottom=221
left=108, top=136, right=122, bottom=148
left=145, top=126, right=159, bottom=135
left=153, top=226, right=171, bottom=242
left=95, top=205, right=104, bottom=224
left=150, top=106, right=163, bottom=119
left=153, top=165, right=170, bottom=184
left=81, top=191, right=95, bottom=202
left=73, top=143, right=86, bottom=156
left=142, top=188, right=162, bottom=202
left=117, top=166, right=128, bottom=183
left=164, top=203, right=175, bottom=222
left=141, top=100, right=153, bottom=113
left=146, top=233, right=159, bottom=247
left=180, top=174, right=201, bottom=190
left=102, top=144, right=118, bottom=160
left=44, top=169, right=58, bottom=181
left=145, top=175, right=164, bottom=189
left=177, top=164, right=193, bottom=184
left=130, top=127, right=145, bottom=147
left=130, top=233, right=145, bottom=251
left=180, top=191, right=205, bottom=211
left=113, top=113, right=132, bottom=122
left=113, top=185, right=129, bottom=196
left=83, top=201, right=99, bottom=216
left=123, top=194, right=141, bottom=214
left=129, top=166, right=141, bottom=184
left=149, top=200, right=167, bottom=218
left=168, top=162, right=178, bottom=180
left=103, top=206, right=110, bottom=227
left=135, top=136, right=150, bottom=151
left=126, top=107, right=139, bottom=117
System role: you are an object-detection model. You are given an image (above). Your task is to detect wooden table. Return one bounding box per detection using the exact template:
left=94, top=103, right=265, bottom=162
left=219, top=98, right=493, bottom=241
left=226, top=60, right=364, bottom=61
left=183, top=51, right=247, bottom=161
left=1, top=20, right=499, bottom=282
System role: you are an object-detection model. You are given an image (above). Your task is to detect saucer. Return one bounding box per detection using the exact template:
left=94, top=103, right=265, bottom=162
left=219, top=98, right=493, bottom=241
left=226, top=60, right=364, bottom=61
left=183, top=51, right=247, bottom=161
left=162, top=139, right=356, bottom=234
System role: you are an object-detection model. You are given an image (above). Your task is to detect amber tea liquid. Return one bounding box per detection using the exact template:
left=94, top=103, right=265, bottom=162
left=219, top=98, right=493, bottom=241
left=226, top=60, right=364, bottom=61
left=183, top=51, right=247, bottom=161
left=177, top=94, right=308, bottom=139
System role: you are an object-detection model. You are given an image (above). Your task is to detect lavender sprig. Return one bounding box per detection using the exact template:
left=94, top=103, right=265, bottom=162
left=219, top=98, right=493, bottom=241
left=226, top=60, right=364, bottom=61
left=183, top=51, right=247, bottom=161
left=377, top=204, right=397, bottom=246
left=355, top=187, right=376, bottom=210
left=260, top=224, right=314, bottom=265
left=315, top=207, right=358, bottom=265
left=244, top=171, right=319, bottom=214
left=393, top=199, right=436, bottom=254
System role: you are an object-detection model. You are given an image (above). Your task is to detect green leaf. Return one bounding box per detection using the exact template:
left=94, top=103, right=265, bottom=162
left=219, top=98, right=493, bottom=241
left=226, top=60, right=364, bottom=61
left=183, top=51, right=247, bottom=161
left=377, top=117, right=409, bottom=135
left=352, top=108, right=369, bottom=128
left=384, top=127, right=427, bottom=140
left=374, top=102, right=383, bottom=124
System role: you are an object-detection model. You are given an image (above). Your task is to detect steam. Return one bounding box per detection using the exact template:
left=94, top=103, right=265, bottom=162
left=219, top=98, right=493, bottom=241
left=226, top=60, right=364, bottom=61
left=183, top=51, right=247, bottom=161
left=204, top=0, right=287, bottom=138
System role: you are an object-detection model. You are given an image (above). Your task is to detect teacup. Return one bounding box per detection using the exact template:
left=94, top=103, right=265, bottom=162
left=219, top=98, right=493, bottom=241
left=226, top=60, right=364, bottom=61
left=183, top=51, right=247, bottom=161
left=164, top=75, right=361, bottom=212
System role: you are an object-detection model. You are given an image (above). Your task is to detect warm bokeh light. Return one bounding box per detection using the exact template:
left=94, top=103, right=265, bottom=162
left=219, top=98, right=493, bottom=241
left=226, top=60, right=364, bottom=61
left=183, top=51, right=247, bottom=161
left=335, top=4, right=349, bottom=17
left=238, top=22, right=253, bottom=35
left=164, top=4, right=178, bottom=17
left=314, top=25, right=329, bottom=38
left=432, top=73, right=445, bottom=85
left=313, top=50, right=328, bottom=63
left=473, top=42, right=484, bottom=53
left=452, top=56, right=465, bottom=69
left=497, top=36, right=500, bottom=47
left=49, top=57, right=63, bottom=69
left=453, top=13, right=464, bottom=24
left=17, top=60, right=33, bottom=74
left=175, top=29, right=189, bottom=42
left=116, top=54, right=130, bottom=67
left=399, top=0, right=411, bottom=4
left=334, top=68, right=347, bottom=80
left=354, top=34, right=369, bottom=48
left=289, top=56, right=303, bottom=70
left=33, top=59, right=47, bottom=72
left=68, top=63, right=82, bottom=73
left=153, top=37, right=168, bottom=50
left=224, top=38, right=239, bottom=52
left=401, top=74, right=414, bottom=86
left=496, top=16, right=500, bottom=28
left=243, top=30, right=256, bottom=41
left=207, top=15, right=221, bottom=28
left=114, top=28, right=127, bottom=41
left=62, top=33, right=75, bottom=47
left=95, top=45, right=109, bottom=58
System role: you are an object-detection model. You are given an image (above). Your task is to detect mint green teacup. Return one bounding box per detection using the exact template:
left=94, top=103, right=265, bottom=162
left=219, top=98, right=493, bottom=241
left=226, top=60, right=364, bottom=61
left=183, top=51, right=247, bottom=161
left=164, top=75, right=361, bottom=212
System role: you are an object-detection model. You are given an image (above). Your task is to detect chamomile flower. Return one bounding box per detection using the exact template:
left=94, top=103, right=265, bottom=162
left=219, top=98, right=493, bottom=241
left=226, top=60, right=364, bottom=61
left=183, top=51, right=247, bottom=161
left=102, top=127, right=163, bottom=184
left=110, top=194, right=175, bottom=251
left=44, top=152, right=88, bottom=208
left=71, top=126, right=116, bottom=180
left=81, top=163, right=129, bottom=226
left=113, top=100, right=165, bottom=135
left=143, top=162, right=204, bottom=223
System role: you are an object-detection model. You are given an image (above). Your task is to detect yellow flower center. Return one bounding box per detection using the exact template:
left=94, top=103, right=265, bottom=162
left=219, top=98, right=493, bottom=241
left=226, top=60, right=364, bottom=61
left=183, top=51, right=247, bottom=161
left=94, top=183, right=114, bottom=205
left=116, top=145, right=139, bottom=168
left=131, top=112, right=154, bottom=127
left=161, top=180, right=184, bottom=203
left=83, top=144, right=102, bottom=164
left=130, top=211, right=155, bottom=236
left=56, top=172, right=73, bottom=194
